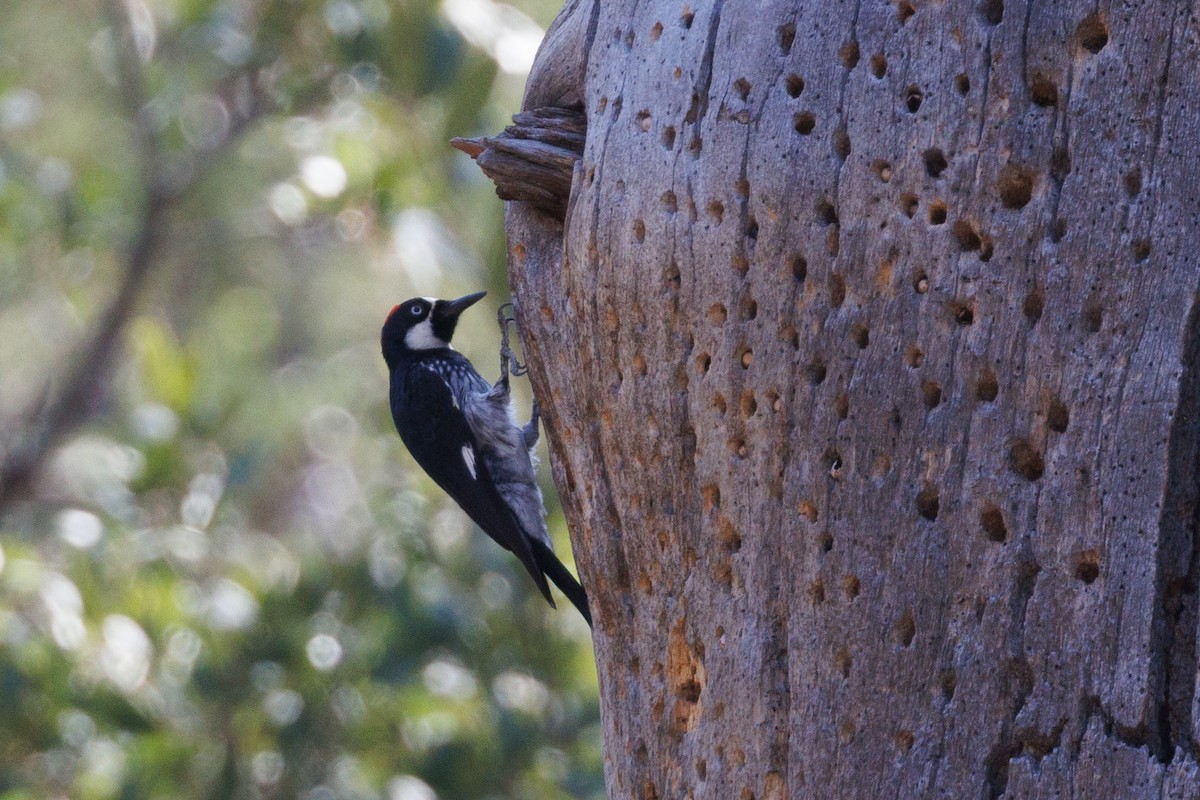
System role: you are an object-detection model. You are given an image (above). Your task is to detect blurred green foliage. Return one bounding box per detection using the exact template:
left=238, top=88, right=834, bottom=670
left=0, top=0, right=603, bottom=798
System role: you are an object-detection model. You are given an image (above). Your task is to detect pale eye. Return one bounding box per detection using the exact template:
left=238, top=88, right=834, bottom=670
left=410, top=305, right=423, bottom=316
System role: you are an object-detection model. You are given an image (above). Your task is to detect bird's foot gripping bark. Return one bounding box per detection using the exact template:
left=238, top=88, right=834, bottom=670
left=497, top=303, right=530, bottom=389
left=523, top=399, right=540, bottom=449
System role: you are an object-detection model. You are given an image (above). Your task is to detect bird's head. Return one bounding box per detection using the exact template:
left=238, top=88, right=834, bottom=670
left=381, top=291, right=487, bottom=367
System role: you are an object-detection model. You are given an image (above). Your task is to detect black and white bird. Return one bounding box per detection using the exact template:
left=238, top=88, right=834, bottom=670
left=381, top=291, right=592, bottom=626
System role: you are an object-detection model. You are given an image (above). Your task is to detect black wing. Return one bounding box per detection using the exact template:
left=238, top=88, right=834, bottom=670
left=393, top=364, right=555, bottom=606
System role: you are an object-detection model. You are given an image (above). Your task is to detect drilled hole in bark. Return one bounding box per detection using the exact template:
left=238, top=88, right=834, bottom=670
left=662, top=126, right=676, bottom=149
left=1048, top=397, right=1070, bottom=432
left=636, top=109, right=652, bottom=132
left=778, top=21, right=795, bottom=54
left=900, top=192, right=919, bottom=218
left=740, top=348, right=753, bottom=369
left=739, top=297, right=758, bottom=322
left=1123, top=169, right=1142, bottom=197
left=1050, top=147, right=1072, bottom=183
left=835, top=391, right=849, bottom=420
left=823, top=447, right=843, bottom=479
left=661, top=190, right=678, bottom=213
left=816, top=198, right=839, bottom=225
left=904, top=85, right=923, bottom=112
left=870, top=53, right=888, bottom=78
left=1008, top=439, right=1045, bottom=481
left=1023, top=286, right=1044, bottom=324
left=833, top=128, right=852, bottom=160
left=696, top=352, right=711, bottom=374
left=1072, top=549, right=1100, bottom=584
left=806, top=360, right=827, bottom=385
left=923, top=147, right=948, bottom=178
left=835, top=646, right=852, bottom=677
left=871, top=159, right=892, bottom=182
left=799, top=500, right=818, bottom=522
left=785, top=73, right=805, bottom=97
left=928, top=200, right=947, bottom=225
left=727, top=436, right=748, bottom=458
left=818, top=530, right=834, bottom=553
left=711, top=393, right=727, bottom=415
left=681, top=7, right=694, bottom=28
left=850, top=323, right=870, bottom=349
left=810, top=579, right=826, bottom=604
left=632, top=353, right=648, bottom=375
left=921, top=379, right=943, bottom=410
left=1030, top=73, right=1058, bottom=107
left=708, top=303, right=728, bottom=325
left=839, top=40, right=860, bottom=68
left=702, top=484, right=721, bottom=513
left=746, top=216, right=759, bottom=240
left=731, top=252, right=749, bottom=276
left=916, top=484, right=940, bottom=520
left=938, top=670, right=958, bottom=703
left=794, top=111, right=816, bottom=135
left=895, top=731, right=915, bottom=752
left=952, top=301, right=975, bottom=326
left=1133, top=238, right=1151, bottom=262
left=734, top=77, right=751, bottom=100
left=766, top=389, right=781, bottom=412
left=1082, top=301, right=1102, bottom=333
left=905, top=345, right=925, bottom=368
left=633, top=218, right=646, bottom=242
left=897, top=2, right=915, bottom=23
left=997, top=164, right=1035, bottom=208
left=843, top=574, right=861, bottom=600
left=976, top=368, right=999, bottom=402
left=955, top=73, right=970, bottom=95
left=980, top=504, right=1007, bottom=542
left=1077, top=13, right=1108, bottom=53
left=688, top=136, right=703, bottom=156
left=895, top=610, right=916, bottom=646
left=829, top=274, right=846, bottom=307
left=707, top=200, right=725, bottom=224
left=790, top=253, right=807, bottom=282
left=611, top=96, right=623, bottom=118
left=650, top=20, right=663, bottom=40
left=953, top=220, right=981, bottom=251
left=739, top=390, right=757, bottom=418
left=780, top=324, right=800, bottom=350
left=979, top=0, right=1003, bottom=24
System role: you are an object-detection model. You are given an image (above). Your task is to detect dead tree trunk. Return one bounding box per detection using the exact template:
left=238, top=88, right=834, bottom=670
left=496, top=1, right=1200, bottom=797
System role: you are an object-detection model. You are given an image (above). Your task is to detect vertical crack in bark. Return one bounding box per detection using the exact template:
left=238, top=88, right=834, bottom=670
left=689, top=0, right=725, bottom=127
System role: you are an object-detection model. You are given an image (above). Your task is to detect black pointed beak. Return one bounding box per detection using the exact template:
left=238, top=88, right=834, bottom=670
left=435, top=291, right=487, bottom=321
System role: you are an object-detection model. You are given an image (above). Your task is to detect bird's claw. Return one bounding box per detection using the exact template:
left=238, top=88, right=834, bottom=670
left=497, top=302, right=529, bottom=379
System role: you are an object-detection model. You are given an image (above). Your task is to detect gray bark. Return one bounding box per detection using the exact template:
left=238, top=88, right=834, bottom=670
left=503, top=1, right=1200, bottom=797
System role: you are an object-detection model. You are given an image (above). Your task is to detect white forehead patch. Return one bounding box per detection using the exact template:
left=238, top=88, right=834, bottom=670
left=404, top=318, right=449, bottom=350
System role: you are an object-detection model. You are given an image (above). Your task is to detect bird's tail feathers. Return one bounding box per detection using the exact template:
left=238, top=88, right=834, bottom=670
left=531, top=538, right=592, bottom=627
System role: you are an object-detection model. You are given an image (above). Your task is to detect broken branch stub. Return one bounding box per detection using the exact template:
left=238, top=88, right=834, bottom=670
left=451, top=107, right=585, bottom=220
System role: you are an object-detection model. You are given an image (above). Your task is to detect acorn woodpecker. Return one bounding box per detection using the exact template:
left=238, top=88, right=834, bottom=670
left=381, top=292, right=592, bottom=626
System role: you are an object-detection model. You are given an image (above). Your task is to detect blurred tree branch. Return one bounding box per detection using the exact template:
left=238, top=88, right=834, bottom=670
left=0, top=0, right=319, bottom=514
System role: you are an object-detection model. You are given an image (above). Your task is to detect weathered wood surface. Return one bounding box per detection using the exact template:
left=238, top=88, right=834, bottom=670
left=452, top=108, right=585, bottom=218
left=501, top=1, right=1200, bottom=797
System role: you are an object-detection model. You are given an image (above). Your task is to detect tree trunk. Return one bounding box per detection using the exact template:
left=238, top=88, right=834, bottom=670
left=504, top=1, right=1200, bottom=797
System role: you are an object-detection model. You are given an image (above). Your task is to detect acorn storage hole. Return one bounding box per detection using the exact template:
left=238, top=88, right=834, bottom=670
left=786, top=73, right=805, bottom=97
left=928, top=200, right=947, bottom=225
left=916, top=484, right=940, bottom=520
left=997, top=165, right=1034, bottom=209
left=1008, top=439, right=1045, bottom=481
left=980, top=504, right=1007, bottom=543
left=1077, top=13, right=1108, bottom=54
left=1072, top=549, right=1100, bottom=584
left=923, top=148, right=948, bottom=178
left=794, top=111, right=816, bottom=135
left=904, top=85, right=924, bottom=113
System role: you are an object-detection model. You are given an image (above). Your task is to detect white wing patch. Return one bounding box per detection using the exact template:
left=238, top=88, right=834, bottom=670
left=461, top=444, right=477, bottom=479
